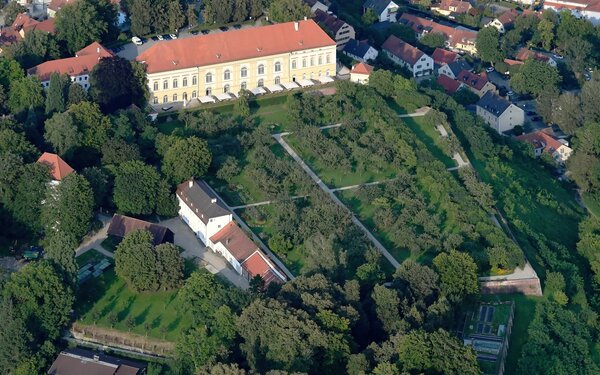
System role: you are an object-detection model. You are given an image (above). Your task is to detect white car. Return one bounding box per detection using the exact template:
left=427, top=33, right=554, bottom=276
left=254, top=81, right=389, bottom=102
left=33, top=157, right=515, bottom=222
left=157, top=35, right=164, bottom=41
left=169, top=34, right=178, bottom=39
left=485, top=67, right=494, bottom=73
left=131, top=36, right=143, bottom=45
left=553, top=53, right=564, bottom=59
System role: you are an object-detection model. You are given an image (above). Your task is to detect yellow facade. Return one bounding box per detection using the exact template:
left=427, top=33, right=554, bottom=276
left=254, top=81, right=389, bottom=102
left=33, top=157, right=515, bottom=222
left=147, top=45, right=337, bottom=104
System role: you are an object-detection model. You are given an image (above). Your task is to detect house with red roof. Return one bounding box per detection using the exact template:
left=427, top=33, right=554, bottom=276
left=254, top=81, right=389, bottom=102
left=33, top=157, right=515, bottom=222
left=487, top=9, right=519, bottom=33
left=314, top=9, right=355, bottom=48
left=382, top=35, right=433, bottom=77
left=0, top=13, right=55, bottom=53
left=431, top=48, right=458, bottom=66
left=350, top=62, right=374, bottom=84
left=37, top=152, right=74, bottom=184
left=437, top=74, right=464, bottom=94
left=399, top=13, right=478, bottom=54
left=176, top=180, right=286, bottom=286
left=27, top=42, right=113, bottom=90
left=456, top=70, right=496, bottom=97
left=516, top=130, right=572, bottom=164
left=515, top=47, right=557, bottom=67
left=431, top=0, right=472, bottom=19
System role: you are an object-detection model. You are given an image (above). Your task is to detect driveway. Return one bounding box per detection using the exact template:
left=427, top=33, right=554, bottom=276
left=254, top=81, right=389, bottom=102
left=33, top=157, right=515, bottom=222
left=118, top=21, right=263, bottom=61
left=159, top=217, right=250, bottom=289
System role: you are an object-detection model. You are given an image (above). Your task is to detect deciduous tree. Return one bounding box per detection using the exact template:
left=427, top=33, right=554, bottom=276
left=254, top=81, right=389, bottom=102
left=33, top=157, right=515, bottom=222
left=163, top=136, right=212, bottom=184
left=268, top=0, right=310, bottom=22
left=476, top=26, right=504, bottom=63
left=432, top=250, right=479, bottom=303
left=511, top=58, right=561, bottom=97
left=113, top=160, right=160, bottom=215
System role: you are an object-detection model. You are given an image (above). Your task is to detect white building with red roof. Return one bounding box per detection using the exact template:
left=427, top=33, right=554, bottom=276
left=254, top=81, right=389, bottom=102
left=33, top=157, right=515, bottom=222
left=27, top=42, right=113, bottom=90
left=350, top=62, right=374, bottom=84
left=37, top=152, right=74, bottom=185
left=486, top=9, right=519, bottom=33
left=431, top=0, right=472, bottom=18
left=176, top=180, right=285, bottom=286
left=516, top=130, right=572, bottom=164
left=382, top=35, right=433, bottom=77
left=544, top=0, right=600, bottom=25
left=398, top=13, right=478, bottom=54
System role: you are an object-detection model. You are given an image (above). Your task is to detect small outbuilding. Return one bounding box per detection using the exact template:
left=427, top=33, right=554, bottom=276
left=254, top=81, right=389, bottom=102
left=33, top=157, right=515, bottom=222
left=107, top=214, right=174, bottom=245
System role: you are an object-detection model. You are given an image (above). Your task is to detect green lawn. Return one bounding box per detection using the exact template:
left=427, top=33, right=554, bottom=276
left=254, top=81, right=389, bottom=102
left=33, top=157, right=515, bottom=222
left=238, top=204, right=306, bottom=275
left=582, top=192, right=600, bottom=217
left=481, top=294, right=543, bottom=375
left=402, top=116, right=456, bottom=168
left=76, top=270, right=193, bottom=342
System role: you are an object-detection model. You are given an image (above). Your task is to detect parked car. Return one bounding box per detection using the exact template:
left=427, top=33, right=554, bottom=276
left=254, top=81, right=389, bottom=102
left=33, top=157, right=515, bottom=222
left=169, top=33, right=178, bottom=39
left=131, top=36, right=143, bottom=45
left=485, top=67, right=494, bottom=73
left=233, top=24, right=242, bottom=29
left=163, top=34, right=172, bottom=40
left=157, top=35, right=164, bottom=40
left=191, top=29, right=199, bottom=35
left=151, top=35, right=159, bottom=41
left=219, top=26, right=229, bottom=32
left=507, top=90, right=514, bottom=96
left=201, top=29, right=209, bottom=34
left=553, top=53, right=564, bottom=59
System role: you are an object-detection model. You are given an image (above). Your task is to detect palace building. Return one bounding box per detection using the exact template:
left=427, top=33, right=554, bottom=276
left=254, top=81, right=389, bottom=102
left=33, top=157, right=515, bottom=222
left=137, top=19, right=337, bottom=105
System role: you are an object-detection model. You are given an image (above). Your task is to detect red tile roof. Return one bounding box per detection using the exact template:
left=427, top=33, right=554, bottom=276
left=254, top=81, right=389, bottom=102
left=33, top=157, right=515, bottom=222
left=437, top=74, right=462, bottom=94
left=399, top=13, right=477, bottom=50
left=137, top=20, right=336, bottom=74
left=515, top=47, right=550, bottom=63
left=0, top=13, right=55, bottom=47
left=37, top=152, right=74, bottom=181
left=314, top=9, right=348, bottom=34
left=504, top=58, right=524, bottom=66
left=210, top=222, right=258, bottom=262
left=436, top=0, right=472, bottom=13
left=242, top=250, right=282, bottom=285
left=27, top=42, right=113, bottom=81
left=432, top=48, right=458, bottom=65
left=352, top=62, right=373, bottom=75
left=516, top=130, right=566, bottom=155
left=496, top=9, right=519, bottom=26
left=382, top=35, right=425, bottom=65
left=456, top=70, right=490, bottom=90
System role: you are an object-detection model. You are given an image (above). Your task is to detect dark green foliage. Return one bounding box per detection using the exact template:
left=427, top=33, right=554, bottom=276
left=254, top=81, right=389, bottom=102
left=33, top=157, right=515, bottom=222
left=67, top=82, right=88, bottom=106
left=113, top=160, right=160, bottom=215
left=433, top=250, right=479, bottom=304
left=114, top=229, right=184, bottom=292
left=419, top=32, right=445, bottom=49
left=44, top=231, right=79, bottom=284
left=511, top=58, right=561, bottom=97
left=101, top=138, right=142, bottom=166
left=7, top=29, right=61, bottom=69
left=476, top=26, right=504, bottom=63
left=3, top=1, right=26, bottom=25
left=45, top=73, right=69, bottom=115
left=268, top=0, right=310, bottom=22
left=128, top=0, right=185, bottom=35
left=0, top=128, right=38, bottom=161
left=162, top=136, right=212, bottom=184
left=7, top=76, right=44, bottom=115
left=90, top=57, right=148, bottom=112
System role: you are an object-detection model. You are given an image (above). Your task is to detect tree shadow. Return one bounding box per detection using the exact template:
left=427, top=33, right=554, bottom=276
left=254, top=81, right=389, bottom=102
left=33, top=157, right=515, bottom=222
left=134, top=305, right=152, bottom=325
left=117, top=296, right=136, bottom=321
left=167, top=316, right=182, bottom=332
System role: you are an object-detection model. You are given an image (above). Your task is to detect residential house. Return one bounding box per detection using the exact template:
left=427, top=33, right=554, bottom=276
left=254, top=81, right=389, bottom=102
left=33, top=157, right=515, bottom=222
left=476, top=91, right=525, bottom=133
left=37, top=152, right=74, bottom=185
left=314, top=10, right=355, bottom=48
left=544, top=0, right=600, bottom=26
left=486, top=9, right=519, bottom=33
left=382, top=35, right=433, bottom=77
left=350, top=62, right=374, bottom=84
left=0, top=13, right=55, bottom=53
left=515, top=47, right=557, bottom=67
left=305, top=0, right=331, bottom=14
left=456, top=70, right=496, bottom=97
left=516, top=130, right=573, bottom=164
left=47, top=348, right=146, bottom=375
left=399, top=13, right=478, bottom=54
left=363, top=0, right=400, bottom=22
left=438, top=59, right=472, bottom=78
left=28, top=42, right=113, bottom=90
left=431, top=0, right=472, bottom=19
left=437, top=74, right=463, bottom=94
left=343, top=39, right=379, bottom=62
left=177, top=180, right=285, bottom=285
left=431, top=47, right=458, bottom=67
left=137, top=20, right=336, bottom=105
left=107, top=214, right=174, bottom=245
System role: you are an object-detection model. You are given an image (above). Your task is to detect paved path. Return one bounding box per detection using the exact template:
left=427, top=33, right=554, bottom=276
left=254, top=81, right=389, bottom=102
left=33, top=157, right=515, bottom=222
left=230, top=195, right=308, bottom=210
left=399, top=106, right=431, bottom=118
left=330, top=178, right=398, bottom=192
left=447, top=152, right=470, bottom=171
left=75, top=214, right=113, bottom=258
left=478, top=261, right=538, bottom=282
left=273, top=133, right=400, bottom=269
left=202, top=184, right=296, bottom=280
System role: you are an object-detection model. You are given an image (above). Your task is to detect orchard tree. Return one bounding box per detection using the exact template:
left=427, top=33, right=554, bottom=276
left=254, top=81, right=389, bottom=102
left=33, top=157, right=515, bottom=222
left=476, top=26, right=504, bottom=63
left=155, top=243, right=184, bottom=290
left=42, top=173, right=94, bottom=240
left=268, top=0, right=310, bottom=22
left=113, top=160, right=160, bottom=215
left=432, top=250, right=479, bottom=303
left=511, top=58, right=561, bottom=97
left=44, top=112, right=82, bottom=157
left=163, top=136, right=212, bottom=184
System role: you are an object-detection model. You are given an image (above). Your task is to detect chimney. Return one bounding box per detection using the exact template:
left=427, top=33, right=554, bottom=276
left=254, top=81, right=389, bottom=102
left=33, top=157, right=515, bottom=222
left=188, top=180, right=193, bottom=188
left=294, top=21, right=299, bottom=31
left=211, top=198, right=217, bottom=204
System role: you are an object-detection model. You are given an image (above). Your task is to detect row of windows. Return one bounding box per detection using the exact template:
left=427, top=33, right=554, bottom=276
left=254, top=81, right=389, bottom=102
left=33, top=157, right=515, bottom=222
left=153, top=63, right=283, bottom=91
left=291, top=54, right=332, bottom=69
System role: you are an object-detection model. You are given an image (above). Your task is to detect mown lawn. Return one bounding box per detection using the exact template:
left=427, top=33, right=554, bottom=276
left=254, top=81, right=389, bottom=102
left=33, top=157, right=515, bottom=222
left=402, top=116, right=456, bottom=168
left=480, top=294, right=543, bottom=375
left=76, top=270, right=193, bottom=342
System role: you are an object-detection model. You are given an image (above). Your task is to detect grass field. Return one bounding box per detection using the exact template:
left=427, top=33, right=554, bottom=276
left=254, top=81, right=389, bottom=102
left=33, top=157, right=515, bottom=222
left=403, top=116, right=456, bottom=168
left=481, top=294, right=543, bottom=375
left=76, top=270, right=193, bottom=342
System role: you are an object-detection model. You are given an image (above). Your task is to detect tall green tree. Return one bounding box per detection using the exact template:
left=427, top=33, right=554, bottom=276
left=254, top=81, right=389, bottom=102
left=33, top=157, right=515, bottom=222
left=162, top=136, right=212, bottom=184
left=511, top=58, right=561, bottom=97
left=55, top=0, right=109, bottom=54
left=44, top=231, right=79, bottom=283
left=0, top=58, right=23, bottom=90
left=552, top=92, right=584, bottom=135
left=4, top=162, right=49, bottom=235
left=7, top=29, right=61, bottom=69
left=45, top=73, right=69, bottom=115
left=3, top=1, right=26, bottom=25
left=7, top=76, right=44, bottom=115
left=0, top=129, right=38, bottom=161
left=128, top=0, right=152, bottom=35
left=69, top=101, right=111, bottom=150
left=113, top=160, right=160, bottom=215
left=90, top=56, right=148, bottom=112
left=476, top=26, right=504, bottom=63
left=42, top=173, right=94, bottom=240
left=0, top=297, right=32, bottom=375
left=432, top=250, right=479, bottom=303
left=44, top=112, right=82, bottom=157
left=267, top=0, right=310, bottom=22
